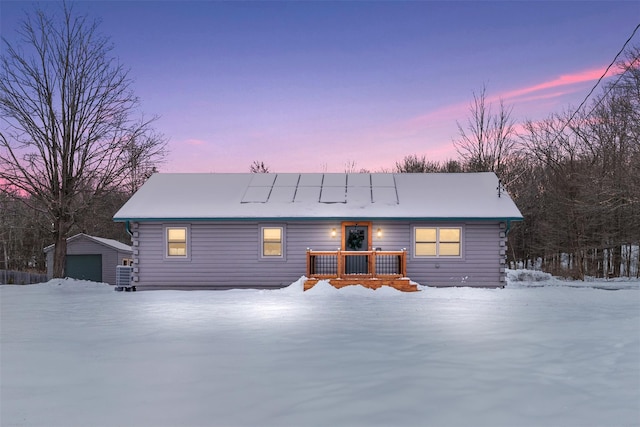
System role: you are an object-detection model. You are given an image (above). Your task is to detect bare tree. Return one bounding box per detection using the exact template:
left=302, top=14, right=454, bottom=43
left=394, top=154, right=461, bottom=173
left=344, top=160, right=370, bottom=173
left=0, top=4, right=166, bottom=278
left=439, top=159, right=464, bottom=173
left=125, top=137, right=163, bottom=194
left=394, top=154, right=441, bottom=173
left=454, top=85, right=516, bottom=177
left=249, top=160, right=270, bottom=173
left=344, top=160, right=358, bottom=173
left=513, top=46, right=640, bottom=278
left=0, top=192, right=51, bottom=273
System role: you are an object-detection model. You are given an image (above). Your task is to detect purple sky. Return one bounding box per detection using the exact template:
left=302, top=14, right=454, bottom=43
left=2, top=1, right=639, bottom=173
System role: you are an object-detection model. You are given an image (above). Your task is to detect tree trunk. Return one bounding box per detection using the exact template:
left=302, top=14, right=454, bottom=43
left=624, top=244, right=631, bottom=277
left=612, top=245, right=622, bottom=277
left=52, top=234, right=67, bottom=278
left=52, top=218, right=71, bottom=278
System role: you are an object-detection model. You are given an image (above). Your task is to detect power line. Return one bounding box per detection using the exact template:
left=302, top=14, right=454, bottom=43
left=507, top=23, right=640, bottom=187
left=546, top=23, right=639, bottom=145
left=582, top=50, right=640, bottom=120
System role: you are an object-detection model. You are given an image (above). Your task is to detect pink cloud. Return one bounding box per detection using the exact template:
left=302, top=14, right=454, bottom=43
left=505, top=89, right=575, bottom=104
left=163, top=65, right=617, bottom=174
left=405, top=65, right=615, bottom=133
left=324, top=65, right=618, bottom=173
left=498, top=67, right=614, bottom=102
left=408, top=103, right=465, bottom=128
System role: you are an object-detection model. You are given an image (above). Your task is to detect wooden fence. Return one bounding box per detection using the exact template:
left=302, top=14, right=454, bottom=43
left=0, top=270, right=48, bottom=285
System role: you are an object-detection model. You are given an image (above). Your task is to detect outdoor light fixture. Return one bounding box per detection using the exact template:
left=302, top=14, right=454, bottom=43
left=331, top=228, right=337, bottom=238
left=377, top=228, right=382, bottom=238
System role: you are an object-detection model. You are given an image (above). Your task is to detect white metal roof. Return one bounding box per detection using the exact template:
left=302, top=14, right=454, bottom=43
left=44, top=233, right=132, bottom=253
left=89, top=236, right=132, bottom=252
left=113, top=172, right=523, bottom=221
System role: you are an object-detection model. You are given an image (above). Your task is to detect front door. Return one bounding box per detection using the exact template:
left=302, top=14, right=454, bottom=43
left=343, top=222, right=371, bottom=274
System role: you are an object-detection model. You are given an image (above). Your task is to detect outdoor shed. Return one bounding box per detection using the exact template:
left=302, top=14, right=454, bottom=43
left=44, top=233, right=133, bottom=284
left=114, top=172, right=523, bottom=290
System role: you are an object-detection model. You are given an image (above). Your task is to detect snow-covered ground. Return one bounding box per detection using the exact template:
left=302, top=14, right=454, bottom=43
left=1, top=272, right=638, bottom=427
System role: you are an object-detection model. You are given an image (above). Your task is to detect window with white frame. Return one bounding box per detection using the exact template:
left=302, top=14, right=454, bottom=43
left=166, top=227, right=188, bottom=257
left=261, top=226, right=283, bottom=257
left=414, top=227, right=461, bottom=257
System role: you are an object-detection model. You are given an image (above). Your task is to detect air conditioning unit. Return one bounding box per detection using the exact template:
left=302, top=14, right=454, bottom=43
left=115, top=265, right=134, bottom=291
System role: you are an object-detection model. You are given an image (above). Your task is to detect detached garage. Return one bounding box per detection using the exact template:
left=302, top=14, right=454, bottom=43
left=44, top=234, right=133, bottom=285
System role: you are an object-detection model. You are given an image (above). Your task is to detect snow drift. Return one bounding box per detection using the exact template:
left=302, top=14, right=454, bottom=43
left=1, top=272, right=638, bottom=427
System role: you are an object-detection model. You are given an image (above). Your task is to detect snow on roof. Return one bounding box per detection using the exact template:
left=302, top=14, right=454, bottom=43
left=43, top=233, right=132, bottom=253
left=113, top=172, right=523, bottom=221
left=88, top=235, right=132, bottom=252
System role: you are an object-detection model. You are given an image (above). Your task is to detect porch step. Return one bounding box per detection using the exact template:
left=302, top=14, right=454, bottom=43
left=304, top=278, right=419, bottom=292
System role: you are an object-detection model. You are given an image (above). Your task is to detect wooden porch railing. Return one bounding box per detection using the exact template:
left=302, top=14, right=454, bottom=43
left=306, top=249, right=407, bottom=280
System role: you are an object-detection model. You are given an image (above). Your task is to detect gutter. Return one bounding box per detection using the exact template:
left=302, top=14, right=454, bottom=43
left=505, top=219, right=515, bottom=235
left=114, top=216, right=525, bottom=223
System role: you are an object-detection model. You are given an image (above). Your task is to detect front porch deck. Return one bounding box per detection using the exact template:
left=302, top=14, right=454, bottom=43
left=304, top=249, right=419, bottom=292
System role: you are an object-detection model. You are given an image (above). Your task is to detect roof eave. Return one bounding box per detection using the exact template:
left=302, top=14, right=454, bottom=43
left=114, top=216, right=524, bottom=222
left=43, top=233, right=132, bottom=253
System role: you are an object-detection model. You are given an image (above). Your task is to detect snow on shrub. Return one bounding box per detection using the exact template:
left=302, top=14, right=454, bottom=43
left=506, top=269, right=553, bottom=283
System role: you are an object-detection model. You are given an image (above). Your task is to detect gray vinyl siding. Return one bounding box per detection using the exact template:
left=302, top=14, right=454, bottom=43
left=131, top=220, right=506, bottom=290
left=132, top=221, right=343, bottom=290
left=362, top=221, right=504, bottom=287
left=45, top=236, right=132, bottom=285
left=406, top=222, right=505, bottom=287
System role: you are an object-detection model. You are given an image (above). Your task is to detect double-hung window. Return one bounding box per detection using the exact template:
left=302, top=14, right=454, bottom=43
left=166, top=227, right=188, bottom=257
left=414, top=227, right=461, bottom=257
left=261, top=226, right=283, bottom=258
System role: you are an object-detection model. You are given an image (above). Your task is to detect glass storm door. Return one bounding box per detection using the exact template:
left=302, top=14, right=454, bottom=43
left=343, top=223, right=370, bottom=274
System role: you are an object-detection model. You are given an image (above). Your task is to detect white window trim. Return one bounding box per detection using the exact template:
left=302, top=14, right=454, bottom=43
left=413, top=226, right=463, bottom=259
left=259, top=225, right=286, bottom=261
left=164, top=225, right=191, bottom=261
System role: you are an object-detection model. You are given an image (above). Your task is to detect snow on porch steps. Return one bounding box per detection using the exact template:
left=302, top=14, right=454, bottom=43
left=304, top=277, right=419, bottom=292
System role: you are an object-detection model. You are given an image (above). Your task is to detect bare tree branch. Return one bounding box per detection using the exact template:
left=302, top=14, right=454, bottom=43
left=249, top=160, right=270, bottom=173
left=0, top=3, right=166, bottom=277
left=454, top=84, right=517, bottom=177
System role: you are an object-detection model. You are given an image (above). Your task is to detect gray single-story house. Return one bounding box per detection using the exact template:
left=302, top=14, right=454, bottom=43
left=113, top=172, right=523, bottom=290
left=44, top=233, right=133, bottom=284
